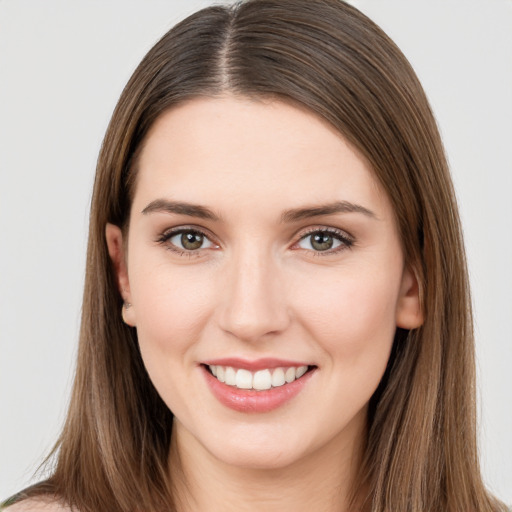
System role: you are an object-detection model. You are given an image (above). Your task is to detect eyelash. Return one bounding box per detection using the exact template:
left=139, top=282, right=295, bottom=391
left=156, top=227, right=215, bottom=258
left=296, top=227, right=354, bottom=257
left=156, top=226, right=354, bottom=258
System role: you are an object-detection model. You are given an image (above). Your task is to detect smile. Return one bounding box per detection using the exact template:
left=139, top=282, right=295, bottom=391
left=201, top=359, right=317, bottom=413
left=208, top=365, right=309, bottom=391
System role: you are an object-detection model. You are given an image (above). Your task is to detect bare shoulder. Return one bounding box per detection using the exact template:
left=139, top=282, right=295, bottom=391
left=3, top=498, right=72, bottom=512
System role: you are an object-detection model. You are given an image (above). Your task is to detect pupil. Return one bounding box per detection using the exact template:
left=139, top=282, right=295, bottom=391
left=312, top=232, right=333, bottom=251
left=181, top=232, right=203, bottom=250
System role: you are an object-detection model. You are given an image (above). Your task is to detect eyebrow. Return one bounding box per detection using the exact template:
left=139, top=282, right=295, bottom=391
left=141, top=199, right=376, bottom=223
left=280, top=201, right=376, bottom=223
left=142, top=199, right=221, bottom=221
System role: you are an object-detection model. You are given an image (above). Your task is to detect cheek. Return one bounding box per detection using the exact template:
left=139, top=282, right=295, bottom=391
left=129, top=260, right=216, bottom=359
left=128, top=260, right=221, bottom=415
left=294, top=264, right=401, bottom=363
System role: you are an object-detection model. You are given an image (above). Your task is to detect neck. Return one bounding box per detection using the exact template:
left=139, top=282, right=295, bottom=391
left=168, top=415, right=368, bottom=512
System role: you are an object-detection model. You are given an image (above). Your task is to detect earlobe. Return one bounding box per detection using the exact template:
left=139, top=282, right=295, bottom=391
left=105, top=223, right=136, bottom=327
left=396, top=266, right=424, bottom=329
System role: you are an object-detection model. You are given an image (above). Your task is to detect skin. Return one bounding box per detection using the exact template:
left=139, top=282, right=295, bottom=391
left=106, top=96, right=423, bottom=512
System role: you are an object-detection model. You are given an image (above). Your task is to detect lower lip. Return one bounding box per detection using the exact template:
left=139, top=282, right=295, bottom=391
left=201, top=365, right=315, bottom=413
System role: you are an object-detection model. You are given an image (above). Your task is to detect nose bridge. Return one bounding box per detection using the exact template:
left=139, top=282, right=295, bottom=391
left=218, top=240, right=290, bottom=342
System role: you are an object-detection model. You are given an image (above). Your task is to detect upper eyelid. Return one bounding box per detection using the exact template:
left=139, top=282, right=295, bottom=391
left=297, top=225, right=352, bottom=236
left=158, top=224, right=352, bottom=238
left=294, top=225, right=354, bottom=245
left=159, top=225, right=216, bottom=240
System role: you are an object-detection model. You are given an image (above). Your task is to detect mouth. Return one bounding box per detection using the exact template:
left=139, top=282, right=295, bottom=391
left=200, top=360, right=317, bottom=413
left=204, top=364, right=313, bottom=391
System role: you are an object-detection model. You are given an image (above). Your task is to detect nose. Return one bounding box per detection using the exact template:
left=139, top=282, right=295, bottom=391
left=217, top=245, right=291, bottom=343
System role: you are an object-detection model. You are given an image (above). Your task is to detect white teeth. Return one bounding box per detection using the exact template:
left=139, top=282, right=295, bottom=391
left=235, top=369, right=253, bottom=389
left=253, top=369, right=272, bottom=390
left=271, top=367, right=285, bottom=387
left=296, top=365, right=308, bottom=378
left=208, top=364, right=310, bottom=391
left=285, top=367, right=296, bottom=383
left=225, top=366, right=236, bottom=386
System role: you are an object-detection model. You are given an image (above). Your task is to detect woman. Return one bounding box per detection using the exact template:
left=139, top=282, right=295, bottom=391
left=2, top=0, right=508, bottom=511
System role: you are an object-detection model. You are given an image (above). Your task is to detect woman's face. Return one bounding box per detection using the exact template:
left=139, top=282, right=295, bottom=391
left=107, top=96, right=422, bottom=470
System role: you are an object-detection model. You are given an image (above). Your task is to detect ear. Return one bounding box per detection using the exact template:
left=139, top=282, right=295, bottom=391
left=396, top=266, right=424, bottom=329
left=105, top=223, right=136, bottom=327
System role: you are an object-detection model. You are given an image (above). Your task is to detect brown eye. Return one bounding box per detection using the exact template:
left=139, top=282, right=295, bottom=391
left=310, top=232, right=334, bottom=251
left=181, top=232, right=204, bottom=250
left=297, top=229, right=352, bottom=253
left=168, top=230, right=214, bottom=251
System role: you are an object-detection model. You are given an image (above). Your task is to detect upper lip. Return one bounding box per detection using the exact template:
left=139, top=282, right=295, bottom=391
left=201, top=357, right=313, bottom=371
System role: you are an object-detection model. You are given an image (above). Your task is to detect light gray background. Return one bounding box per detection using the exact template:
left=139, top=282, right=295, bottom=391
left=1, top=0, right=511, bottom=504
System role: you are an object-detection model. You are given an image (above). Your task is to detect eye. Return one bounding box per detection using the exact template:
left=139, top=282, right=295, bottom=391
left=158, top=228, right=216, bottom=254
left=296, top=229, right=353, bottom=253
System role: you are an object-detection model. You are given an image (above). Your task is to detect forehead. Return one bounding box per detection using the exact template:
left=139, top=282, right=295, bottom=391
left=133, top=95, right=389, bottom=221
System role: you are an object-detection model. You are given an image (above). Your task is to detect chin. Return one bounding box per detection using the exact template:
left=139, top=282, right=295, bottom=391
left=212, top=440, right=306, bottom=471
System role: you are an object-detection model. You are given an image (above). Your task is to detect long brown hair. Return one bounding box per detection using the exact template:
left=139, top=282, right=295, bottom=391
left=6, top=1, right=506, bottom=511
